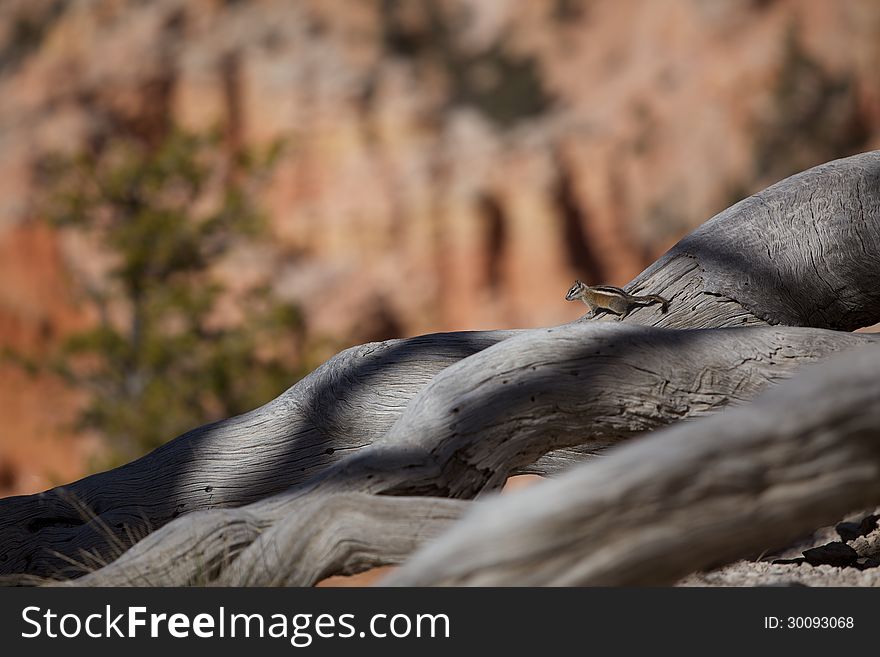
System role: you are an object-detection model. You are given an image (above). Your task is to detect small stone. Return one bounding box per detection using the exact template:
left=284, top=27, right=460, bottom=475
left=859, top=514, right=878, bottom=534
left=836, top=521, right=863, bottom=542
left=854, top=557, right=880, bottom=571
left=836, top=515, right=878, bottom=542
left=802, top=542, right=858, bottom=568
left=771, top=557, right=806, bottom=566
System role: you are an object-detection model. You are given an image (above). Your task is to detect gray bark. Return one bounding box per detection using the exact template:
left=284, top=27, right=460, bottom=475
left=387, top=344, right=880, bottom=586
left=2, top=150, right=880, bottom=583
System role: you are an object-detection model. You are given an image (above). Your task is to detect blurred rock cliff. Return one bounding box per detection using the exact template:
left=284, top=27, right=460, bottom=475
left=1, top=0, right=879, bottom=493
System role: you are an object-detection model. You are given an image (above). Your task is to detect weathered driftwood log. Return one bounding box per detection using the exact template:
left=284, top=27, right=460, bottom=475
left=2, top=150, right=879, bottom=581
left=51, top=325, right=878, bottom=585
left=387, top=344, right=880, bottom=586
left=63, top=494, right=467, bottom=587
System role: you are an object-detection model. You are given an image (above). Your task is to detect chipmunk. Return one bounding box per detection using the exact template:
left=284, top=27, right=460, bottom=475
left=565, top=280, right=669, bottom=319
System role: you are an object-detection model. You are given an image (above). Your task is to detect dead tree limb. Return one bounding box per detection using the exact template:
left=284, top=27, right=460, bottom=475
left=48, top=325, right=877, bottom=585
left=387, top=345, right=880, bottom=586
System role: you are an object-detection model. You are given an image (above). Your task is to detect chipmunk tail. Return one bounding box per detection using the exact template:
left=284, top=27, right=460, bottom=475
left=646, top=295, right=669, bottom=313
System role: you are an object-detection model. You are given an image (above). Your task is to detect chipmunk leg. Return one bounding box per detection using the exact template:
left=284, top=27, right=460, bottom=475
left=602, top=307, right=625, bottom=320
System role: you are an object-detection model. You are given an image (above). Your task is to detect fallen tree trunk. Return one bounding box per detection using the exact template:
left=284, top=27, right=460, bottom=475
left=386, top=344, right=880, bottom=586
left=3, top=150, right=880, bottom=582
left=48, top=325, right=878, bottom=585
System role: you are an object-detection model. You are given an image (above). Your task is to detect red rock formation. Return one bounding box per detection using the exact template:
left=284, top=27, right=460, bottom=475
left=1, top=0, right=879, bottom=493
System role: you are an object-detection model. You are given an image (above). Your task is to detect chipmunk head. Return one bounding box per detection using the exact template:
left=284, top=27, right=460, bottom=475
left=565, top=279, right=586, bottom=301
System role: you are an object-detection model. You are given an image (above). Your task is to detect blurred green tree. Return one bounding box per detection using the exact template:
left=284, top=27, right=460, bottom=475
left=33, top=128, right=306, bottom=464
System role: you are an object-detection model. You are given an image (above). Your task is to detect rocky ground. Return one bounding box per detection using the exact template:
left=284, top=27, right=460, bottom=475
left=681, top=507, right=880, bottom=586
